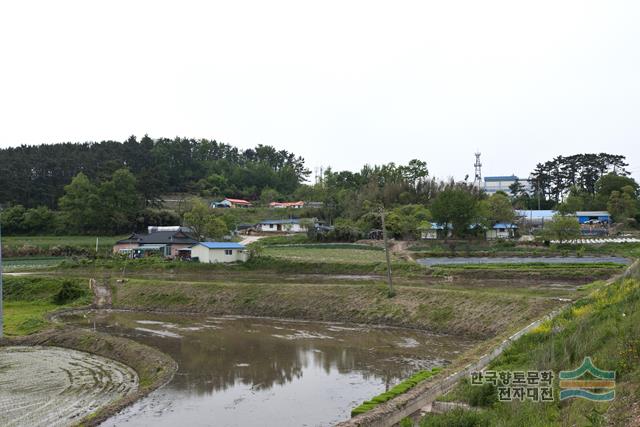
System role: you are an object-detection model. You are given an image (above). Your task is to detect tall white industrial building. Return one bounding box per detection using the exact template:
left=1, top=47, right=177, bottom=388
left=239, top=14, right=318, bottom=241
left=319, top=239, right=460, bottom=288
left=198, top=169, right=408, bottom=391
left=483, top=175, right=533, bottom=195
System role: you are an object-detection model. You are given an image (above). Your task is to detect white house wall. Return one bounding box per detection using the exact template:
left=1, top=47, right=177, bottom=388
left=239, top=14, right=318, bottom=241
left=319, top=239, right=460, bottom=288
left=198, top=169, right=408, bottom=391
left=191, top=246, right=248, bottom=263
left=259, top=223, right=308, bottom=233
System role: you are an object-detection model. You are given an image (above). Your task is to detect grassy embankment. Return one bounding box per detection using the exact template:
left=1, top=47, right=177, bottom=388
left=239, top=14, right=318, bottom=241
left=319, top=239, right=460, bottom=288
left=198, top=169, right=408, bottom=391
left=409, top=240, right=640, bottom=259
left=107, top=277, right=562, bottom=338
left=3, top=258, right=579, bottom=339
left=419, top=267, right=640, bottom=426
left=2, top=276, right=91, bottom=335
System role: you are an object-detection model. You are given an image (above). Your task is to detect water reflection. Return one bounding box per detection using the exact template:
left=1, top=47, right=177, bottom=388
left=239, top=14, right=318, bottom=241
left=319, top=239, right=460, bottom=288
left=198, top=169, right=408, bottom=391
left=63, top=311, right=474, bottom=426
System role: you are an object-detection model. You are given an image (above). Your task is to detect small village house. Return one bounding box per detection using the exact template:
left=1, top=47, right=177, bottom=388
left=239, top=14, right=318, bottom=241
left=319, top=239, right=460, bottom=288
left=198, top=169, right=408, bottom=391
left=211, top=197, right=253, bottom=208
left=190, top=242, right=249, bottom=263
left=485, top=223, right=518, bottom=240
left=113, top=226, right=198, bottom=258
left=269, top=201, right=305, bottom=209
left=256, top=218, right=311, bottom=233
left=420, top=223, right=452, bottom=240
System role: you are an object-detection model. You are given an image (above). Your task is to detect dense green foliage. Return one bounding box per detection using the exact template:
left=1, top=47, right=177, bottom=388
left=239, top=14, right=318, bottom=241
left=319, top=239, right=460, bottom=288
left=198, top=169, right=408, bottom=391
left=530, top=153, right=629, bottom=203
left=542, top=214, right=581, bottom=243
left=430, top=189, right=478, bottom=238
left=0, top=135, right=310, bottom=209
left=2, top=140, right=639, bottom=237
left=3, top=276, right=89, bottom=303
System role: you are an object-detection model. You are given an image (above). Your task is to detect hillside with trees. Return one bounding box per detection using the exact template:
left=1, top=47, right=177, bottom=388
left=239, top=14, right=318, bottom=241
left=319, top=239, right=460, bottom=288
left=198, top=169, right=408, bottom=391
left=1, top=139, right=639, bottom=237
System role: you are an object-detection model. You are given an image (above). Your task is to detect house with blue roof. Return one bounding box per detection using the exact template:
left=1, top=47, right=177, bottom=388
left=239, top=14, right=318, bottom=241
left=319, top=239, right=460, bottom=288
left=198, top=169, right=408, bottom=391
left=190, top=242, right=249, bottom=263
left=486, top=223, right=518, bottom=240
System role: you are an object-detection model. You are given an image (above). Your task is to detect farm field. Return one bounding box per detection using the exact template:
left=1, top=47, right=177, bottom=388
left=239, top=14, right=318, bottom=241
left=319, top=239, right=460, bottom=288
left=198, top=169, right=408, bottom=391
left=2, top=235, right=125, bottom=250
left=262, top=245, right=395, bottom=264
left=3, top=257, right=67, bottom=272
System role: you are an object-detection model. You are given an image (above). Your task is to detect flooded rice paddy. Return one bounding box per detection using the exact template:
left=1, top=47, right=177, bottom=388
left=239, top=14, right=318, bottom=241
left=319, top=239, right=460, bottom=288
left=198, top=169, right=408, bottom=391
left=63, top=311, right=476, bottom=427
left=0, top=346, right=138, bottom=427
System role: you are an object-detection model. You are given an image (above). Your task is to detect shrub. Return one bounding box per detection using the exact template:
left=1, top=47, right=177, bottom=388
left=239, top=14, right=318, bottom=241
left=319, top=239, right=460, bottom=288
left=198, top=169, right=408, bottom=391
left=467, top=382, right=497, bottom=407
left=419, top=409, right=489, bottom=427
left=53, top=280, right=86, bottom=305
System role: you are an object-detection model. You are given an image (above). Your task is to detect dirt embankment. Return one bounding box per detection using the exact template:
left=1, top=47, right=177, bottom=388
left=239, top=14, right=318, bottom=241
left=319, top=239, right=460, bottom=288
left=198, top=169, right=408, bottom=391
left=0, top=327, right=177, bottom=427
left=110, top=280, right=560, bottom=339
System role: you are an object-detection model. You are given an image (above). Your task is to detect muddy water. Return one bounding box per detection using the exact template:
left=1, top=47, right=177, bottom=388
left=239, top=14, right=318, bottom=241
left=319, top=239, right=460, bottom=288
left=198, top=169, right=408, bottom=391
left=63, top=311, right=475, bottom=427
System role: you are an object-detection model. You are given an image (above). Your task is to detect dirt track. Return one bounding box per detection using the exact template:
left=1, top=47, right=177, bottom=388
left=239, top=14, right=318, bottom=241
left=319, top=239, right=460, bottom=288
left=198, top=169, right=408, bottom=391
left=0, top=346, right=138, bottom=427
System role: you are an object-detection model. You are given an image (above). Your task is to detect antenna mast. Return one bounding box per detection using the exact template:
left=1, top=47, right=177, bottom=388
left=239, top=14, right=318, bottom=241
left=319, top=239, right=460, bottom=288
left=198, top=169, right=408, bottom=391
left=473, top=152, right=482, bottom=189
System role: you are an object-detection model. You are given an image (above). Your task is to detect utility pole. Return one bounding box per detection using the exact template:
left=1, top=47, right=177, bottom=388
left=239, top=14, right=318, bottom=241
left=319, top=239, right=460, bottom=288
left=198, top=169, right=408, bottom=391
left=537, top=177, right=541, bottom=210
left=379, top=206, right=394, bottom=297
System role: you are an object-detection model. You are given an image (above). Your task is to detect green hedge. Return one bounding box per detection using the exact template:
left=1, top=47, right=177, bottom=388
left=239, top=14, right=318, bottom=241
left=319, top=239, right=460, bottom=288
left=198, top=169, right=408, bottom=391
left=351, top=367, right=443, bottom=417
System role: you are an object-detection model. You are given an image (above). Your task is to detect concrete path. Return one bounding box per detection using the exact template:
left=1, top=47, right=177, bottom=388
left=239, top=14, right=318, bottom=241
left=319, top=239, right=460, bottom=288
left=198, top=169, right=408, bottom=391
left=239, top=235, right=264, bottom=246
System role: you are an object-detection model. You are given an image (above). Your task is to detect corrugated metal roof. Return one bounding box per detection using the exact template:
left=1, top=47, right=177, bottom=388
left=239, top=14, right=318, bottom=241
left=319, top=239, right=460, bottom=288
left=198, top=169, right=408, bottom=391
left=197, top=242, right=246, bottom=249
left=515, top=210, right=556, bottom=219
left=116, top=230, right=198, bottom=245
left=576, top=211, right=610, bottom=217
left=224, top=198, right=252, bottom=204
left=484, top=175, right=519, bottom=182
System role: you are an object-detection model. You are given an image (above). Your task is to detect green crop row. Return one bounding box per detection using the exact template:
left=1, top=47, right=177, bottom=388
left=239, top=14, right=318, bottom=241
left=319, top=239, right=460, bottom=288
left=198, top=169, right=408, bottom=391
left=351, top=367, right=443, bottom=417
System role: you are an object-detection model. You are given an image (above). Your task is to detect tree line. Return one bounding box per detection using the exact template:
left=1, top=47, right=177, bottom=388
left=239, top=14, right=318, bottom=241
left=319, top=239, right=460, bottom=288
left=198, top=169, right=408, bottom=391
left=1, top=139, right=638, bottom=237
left=0, top=135, right=310, bottom=209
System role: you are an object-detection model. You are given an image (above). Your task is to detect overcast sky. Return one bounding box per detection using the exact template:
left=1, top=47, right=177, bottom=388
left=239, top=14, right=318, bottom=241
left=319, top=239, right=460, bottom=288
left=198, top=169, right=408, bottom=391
left=1, top=1, right=639, bottom=182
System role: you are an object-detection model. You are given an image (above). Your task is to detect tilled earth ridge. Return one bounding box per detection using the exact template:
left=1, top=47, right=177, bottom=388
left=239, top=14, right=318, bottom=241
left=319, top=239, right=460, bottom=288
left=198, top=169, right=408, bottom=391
left=0, top=345, right=138, bottom=427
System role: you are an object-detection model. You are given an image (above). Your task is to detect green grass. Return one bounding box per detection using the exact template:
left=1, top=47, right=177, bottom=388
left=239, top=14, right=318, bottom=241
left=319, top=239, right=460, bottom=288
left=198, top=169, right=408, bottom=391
left=262, top=246, right=394, bottom=264
left=3, top=257, right=67, bottom=271
left=2, top=276, right=92, bottom=336
left=2, top=235, right=125, bottom=250
left=3, top=301, right=58, bottom=335
left=351, top=368, right=443, bottom=417
left=251, top=234, right=314, bottom=246
left=410, top=241, right=640, bottom=260
left=60, top=252, right=424, bottom=276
